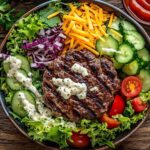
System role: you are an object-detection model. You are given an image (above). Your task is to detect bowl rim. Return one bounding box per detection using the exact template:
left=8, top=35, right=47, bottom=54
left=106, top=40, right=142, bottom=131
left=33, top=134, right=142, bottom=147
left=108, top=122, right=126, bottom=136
left=122, top=0, right=150, bottom=26
left=0, top=0, right=150, bottom=150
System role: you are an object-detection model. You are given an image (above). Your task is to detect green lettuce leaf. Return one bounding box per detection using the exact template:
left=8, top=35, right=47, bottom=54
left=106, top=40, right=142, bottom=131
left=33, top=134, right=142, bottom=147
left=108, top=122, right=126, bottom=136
left=80, top=119, right=116, bottom=148
left=38, top=6, right=61, bottom=27
left=113, top=115, right=131, bottom=131
left=140, top=91, right=150, bottom=103
left=22, top=117, right=75, bottom=148
left=124, top=101, right=135, bottom=117
left=130, top=112, right=145, bottom=125
left=6, top=14, right=45, bottom=54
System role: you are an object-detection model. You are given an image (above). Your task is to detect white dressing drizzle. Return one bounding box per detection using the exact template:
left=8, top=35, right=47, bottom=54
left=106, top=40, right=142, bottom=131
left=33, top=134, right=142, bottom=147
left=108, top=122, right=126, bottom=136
left=52, top=77, right=87, bottom=100
left=18, top=92, right=51, bottom=121
left=90, top=86, right=99, bottom=92
left=4, top=56, right=51, bottom=116
left=71, top=63, right=88, bottom=77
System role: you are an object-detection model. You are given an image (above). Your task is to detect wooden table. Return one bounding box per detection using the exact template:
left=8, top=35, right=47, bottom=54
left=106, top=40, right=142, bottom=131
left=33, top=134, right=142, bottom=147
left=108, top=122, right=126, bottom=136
left=0, top=0, right=150, bottom=150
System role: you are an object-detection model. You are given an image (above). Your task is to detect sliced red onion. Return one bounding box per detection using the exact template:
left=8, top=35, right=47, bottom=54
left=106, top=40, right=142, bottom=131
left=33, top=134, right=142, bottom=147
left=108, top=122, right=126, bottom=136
left=22, top=25, right=66, bottom=69
left=58, top=33, right=66, bottom=38
left=38, top=29, right=45, bottom=36
left=45, top=29, right=51, bottom=35
left=37, top=44, right=45, bottom=49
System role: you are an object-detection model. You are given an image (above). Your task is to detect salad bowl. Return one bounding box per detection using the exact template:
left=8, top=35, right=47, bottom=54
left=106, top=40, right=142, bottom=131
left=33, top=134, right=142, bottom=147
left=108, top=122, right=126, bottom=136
left=0, top=0, right=150, bottom=150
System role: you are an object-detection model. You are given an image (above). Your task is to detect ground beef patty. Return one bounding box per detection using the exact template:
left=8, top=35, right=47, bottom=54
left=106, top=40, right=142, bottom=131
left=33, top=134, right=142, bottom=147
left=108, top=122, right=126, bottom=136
left=42, top=49, right=121, bottom=122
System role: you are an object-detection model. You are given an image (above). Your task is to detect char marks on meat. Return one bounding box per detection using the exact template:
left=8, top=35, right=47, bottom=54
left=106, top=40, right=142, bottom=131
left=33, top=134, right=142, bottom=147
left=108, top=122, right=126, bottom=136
left=42, top=49, right=120, bottom=122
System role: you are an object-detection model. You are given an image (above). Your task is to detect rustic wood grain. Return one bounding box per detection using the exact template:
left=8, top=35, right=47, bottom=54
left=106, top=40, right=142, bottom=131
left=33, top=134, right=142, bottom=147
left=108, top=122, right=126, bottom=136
left=0, top=0, right=150, bottom=150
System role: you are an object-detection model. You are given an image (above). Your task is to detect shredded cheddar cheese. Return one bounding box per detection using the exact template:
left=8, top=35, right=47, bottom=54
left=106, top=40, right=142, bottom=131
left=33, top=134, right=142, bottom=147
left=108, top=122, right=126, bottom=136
left=108, top=13, right=114, bottom=28
left=110, top=29, right=123, bottom=38
left=47, top=11, right=60, bottom=19
left=80, top=42, right=99, bottom=56
left=63, top=15, right=86, bottom=23
left=62, top=3, right=117, bottom=56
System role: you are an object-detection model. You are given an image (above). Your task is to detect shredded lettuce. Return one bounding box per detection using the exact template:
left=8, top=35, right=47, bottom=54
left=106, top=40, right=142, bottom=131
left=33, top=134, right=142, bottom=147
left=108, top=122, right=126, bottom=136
left=79, top=115, right=131, bottom=148
left=79, top=108, right=145, bottom=148
left=130, top=112, right=145, bottom=125
left=0, top=66, right=14, bottom=104
left=124, top=101, right=135, bottom=117
left=140, top=91, right=150, bottom=103
left=22, top=117, right=76, bottom=148
left=5, top=91, right=14, bottom=104
left=6, top=14, right=45, bottom=54
left=0, top=0, right=25, bottom=30
left=31, top=70, right=42, bottom=93
left=0, top=80, right=14, bottom=104
left=114, top=115, right=131, bottom=131
left=80, top=119, right=116, bottom=148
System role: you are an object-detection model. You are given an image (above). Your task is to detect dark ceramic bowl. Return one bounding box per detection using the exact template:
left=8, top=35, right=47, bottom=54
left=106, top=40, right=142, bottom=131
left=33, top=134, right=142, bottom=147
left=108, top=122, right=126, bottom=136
left=0, top=1, right=150, bottom=150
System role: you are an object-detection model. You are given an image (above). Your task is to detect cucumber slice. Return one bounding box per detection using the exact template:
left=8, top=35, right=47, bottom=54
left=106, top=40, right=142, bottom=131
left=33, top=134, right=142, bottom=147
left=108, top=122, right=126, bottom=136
left=11, top=90, right=35, bottom=117
left=125, top=31, right=145, bottom=50
left=6, top=70, right=27, bottom=90
left=122, top=60, right=139, bottom=75
left=137, top=48, right=150, bottom=62
left=111, top=58, right=123, bottom=69
left=96, top=36, right=119, bottom=56
left=111, top=18, right=121, bottom=31
left=138, top=69, right=150, bottom=92
left=120, top=20, right=136, bottom=31
left=107, top=28, right=123, bottom=44
left=115, top=44, right=134, bottom=64
left=3, top=61, right=11, bottom=74
left=3, top=55, right=30, bottom=74
left=15, top=55, right=30, bottom=73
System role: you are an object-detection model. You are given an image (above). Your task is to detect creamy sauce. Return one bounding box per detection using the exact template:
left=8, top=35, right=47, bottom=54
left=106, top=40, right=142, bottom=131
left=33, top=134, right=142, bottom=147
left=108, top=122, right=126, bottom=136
left=4, top=56, right=51, bottom=117
left=18, top=92, right=51, bottom=121
left=6, top=56, right=40, bottom=98
left=52, top=77, right=87, bottom=100
left=18, top=92, right=76, bottom=128
left=90, top=86, right=99, bottom=92
left=71, top=63, right=88, bottom=77
left=28, top=72, right=32, bottom=77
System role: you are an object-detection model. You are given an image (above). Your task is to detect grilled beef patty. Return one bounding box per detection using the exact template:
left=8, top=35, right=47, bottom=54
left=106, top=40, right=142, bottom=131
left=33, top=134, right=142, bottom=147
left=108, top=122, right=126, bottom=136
left=42, top=49, right=121, bottom=122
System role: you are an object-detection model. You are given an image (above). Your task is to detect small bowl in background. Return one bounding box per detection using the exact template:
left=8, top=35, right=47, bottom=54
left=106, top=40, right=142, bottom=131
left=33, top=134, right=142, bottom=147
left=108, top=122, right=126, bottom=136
left=122, top=0, right=150, bottom=27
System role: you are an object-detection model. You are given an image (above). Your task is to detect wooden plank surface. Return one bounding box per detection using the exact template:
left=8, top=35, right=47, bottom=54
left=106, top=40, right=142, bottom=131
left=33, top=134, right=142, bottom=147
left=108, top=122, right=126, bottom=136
left=0, top=0, right=150, bottom=150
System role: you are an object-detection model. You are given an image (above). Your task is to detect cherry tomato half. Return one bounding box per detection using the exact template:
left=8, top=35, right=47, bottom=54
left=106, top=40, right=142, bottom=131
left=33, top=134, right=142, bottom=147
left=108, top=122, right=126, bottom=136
left=109, top=95, right=125, bottom=117
left=68, top=132, right=90, bottom=148
left=129, top=0, right=150, bottom=21
left=101, top=113, right=120, bottom=129
left=121, top=76, right=142, bottom=99
left=137, top=0, right=150, bottom=11
left=131, top=97, right=147, bottom=113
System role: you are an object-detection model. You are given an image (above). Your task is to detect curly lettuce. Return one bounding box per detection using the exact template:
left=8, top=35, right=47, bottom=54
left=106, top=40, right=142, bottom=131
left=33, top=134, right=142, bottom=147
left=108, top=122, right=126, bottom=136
left=6, top=14, right=45, bottom=54
left=124, top=101, right=135, bottom=117
left=20, top=108, right=145, bottom=149
left=22, top=117, right=76, bottom=148
left=0, top=0, right=25, bottom=30
left=79, top=112, right=145, bottom=148
left=140, top=91, right=150, bottom=103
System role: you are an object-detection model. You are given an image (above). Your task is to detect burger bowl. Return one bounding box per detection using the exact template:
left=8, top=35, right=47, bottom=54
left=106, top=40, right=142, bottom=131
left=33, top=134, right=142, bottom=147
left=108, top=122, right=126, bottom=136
left=0, top=0, right=150, bottom=149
